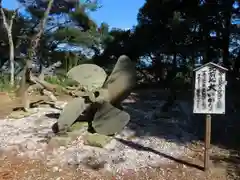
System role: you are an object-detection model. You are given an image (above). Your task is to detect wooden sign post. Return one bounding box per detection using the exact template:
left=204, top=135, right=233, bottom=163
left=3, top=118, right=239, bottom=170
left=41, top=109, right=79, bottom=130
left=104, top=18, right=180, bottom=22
left=193, top=62, right=228, bottom=171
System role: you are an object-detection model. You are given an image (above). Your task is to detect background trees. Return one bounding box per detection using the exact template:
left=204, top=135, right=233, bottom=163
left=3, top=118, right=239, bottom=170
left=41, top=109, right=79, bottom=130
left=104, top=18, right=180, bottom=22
left=0, top=0, right=112, bottom=79
left=0, top=0, right=239, bottom=88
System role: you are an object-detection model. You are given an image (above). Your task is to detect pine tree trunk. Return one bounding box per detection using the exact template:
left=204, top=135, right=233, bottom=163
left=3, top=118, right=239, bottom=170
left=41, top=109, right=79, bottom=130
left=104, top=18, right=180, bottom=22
left=8, top=33, right=14, bottom=86
left=0, top=6, right=17, bottom=87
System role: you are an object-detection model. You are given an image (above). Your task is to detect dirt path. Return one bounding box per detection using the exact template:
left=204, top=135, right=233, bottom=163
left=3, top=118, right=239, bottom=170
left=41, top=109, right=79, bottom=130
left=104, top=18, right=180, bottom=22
left=0, top=151, right=237, bottom=180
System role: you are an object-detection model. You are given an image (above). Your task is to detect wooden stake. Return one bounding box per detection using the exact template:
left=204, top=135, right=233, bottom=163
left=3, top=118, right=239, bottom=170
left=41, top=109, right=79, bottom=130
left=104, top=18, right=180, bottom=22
left=204, top=114, right=211, bottom=171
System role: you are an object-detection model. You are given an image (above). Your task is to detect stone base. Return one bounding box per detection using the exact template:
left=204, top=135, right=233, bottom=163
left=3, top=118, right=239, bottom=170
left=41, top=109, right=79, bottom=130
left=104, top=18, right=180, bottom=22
left=8, top=110, right=36, bottom=119
left=49, top=121, right=113, bottom=148
left=83, top=133, right=113, bottom=148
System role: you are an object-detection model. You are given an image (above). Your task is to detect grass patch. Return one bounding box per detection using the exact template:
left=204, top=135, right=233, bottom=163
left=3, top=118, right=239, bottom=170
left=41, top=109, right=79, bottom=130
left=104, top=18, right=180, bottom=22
left=0, top=74, right=17, bottom=92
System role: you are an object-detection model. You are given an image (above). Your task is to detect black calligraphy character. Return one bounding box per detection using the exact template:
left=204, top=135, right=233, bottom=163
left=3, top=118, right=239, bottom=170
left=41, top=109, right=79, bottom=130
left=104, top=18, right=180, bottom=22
left=196, top=74, right=201, bottom=108
left=207, top=83, right=216, bottom=91
left=216, top=71, right=224, bottom=109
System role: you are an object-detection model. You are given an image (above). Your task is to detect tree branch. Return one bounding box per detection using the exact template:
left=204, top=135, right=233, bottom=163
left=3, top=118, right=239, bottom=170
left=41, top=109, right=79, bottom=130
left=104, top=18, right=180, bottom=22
left=0, top=6, right=21, bottom=37
left=27, top=0, right=55, bottom=64
left=0, top=8, right=10, bottom=31
left=9, top=8, right=19, bottom=30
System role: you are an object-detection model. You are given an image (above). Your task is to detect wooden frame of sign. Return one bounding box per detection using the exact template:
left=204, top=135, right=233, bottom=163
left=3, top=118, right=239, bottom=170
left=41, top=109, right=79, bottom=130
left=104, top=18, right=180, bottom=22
left=193, top=62, right=228, bottom=171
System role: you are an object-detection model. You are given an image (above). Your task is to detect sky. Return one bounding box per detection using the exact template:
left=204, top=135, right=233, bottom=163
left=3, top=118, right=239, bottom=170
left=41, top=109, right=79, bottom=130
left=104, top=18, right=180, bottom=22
left=2, top=0, right=145, bottom=29
left=90, top=0, right=145, bottom=29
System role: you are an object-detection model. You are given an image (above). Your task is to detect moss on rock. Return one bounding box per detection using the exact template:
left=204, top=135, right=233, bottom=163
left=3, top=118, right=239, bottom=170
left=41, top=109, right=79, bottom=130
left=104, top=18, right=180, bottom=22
left=68, top=121, right=88, bottom=132
left=83, top=133, right=113, bottom=148
left=48, top=136, right=72, bottom=147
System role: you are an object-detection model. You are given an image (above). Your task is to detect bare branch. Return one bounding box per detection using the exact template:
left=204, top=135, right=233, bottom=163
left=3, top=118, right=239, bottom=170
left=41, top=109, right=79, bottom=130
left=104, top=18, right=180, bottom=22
left=9, top=8, right=20, bottom=29
left=27, top=0, right=55, bottom=64
left=0, top=4, right=20, bottom=33
left=0, top=8, right=10, bottom=31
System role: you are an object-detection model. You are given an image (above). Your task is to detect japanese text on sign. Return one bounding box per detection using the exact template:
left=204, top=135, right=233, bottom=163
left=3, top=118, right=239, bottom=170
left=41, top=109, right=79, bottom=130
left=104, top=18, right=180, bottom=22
left=193, top=63, right=227, bottom=114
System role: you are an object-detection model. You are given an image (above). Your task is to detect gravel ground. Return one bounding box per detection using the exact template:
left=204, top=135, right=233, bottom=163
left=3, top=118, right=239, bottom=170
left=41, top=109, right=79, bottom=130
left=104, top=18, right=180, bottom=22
left=0, top=92, right=196, bottom=173
left=0, top=91, right=238, bottom=179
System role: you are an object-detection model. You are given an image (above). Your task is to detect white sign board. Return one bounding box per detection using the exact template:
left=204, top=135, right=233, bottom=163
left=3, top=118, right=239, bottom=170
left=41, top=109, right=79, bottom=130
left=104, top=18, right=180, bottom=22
left=193, top=62, right=227, bottom=114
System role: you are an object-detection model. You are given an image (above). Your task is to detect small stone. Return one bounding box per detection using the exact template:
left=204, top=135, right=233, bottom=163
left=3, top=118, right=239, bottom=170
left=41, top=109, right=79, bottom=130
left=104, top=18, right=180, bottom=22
left=34, top=118, right=44, bottom=125
left=104, top=163, right=112, bottom=172
left=82, top=155, right=106, bottom=170
left=53, top=166, right=59, bottom=172
left=24, top=140, right=37, bottom=150
left=48, top=136, right=72, bottom=147
left=104, top=139, right=117, bottom=150
left=83, top=133, right=113, bottom=148
left=59, top=146, right=66, bottom=150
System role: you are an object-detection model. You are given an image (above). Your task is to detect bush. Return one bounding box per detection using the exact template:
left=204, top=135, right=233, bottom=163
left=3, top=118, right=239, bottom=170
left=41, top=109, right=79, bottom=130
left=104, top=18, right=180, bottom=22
left=0, top=74, right=16, bottom=92
left=45, top=75, right=78, bottom=87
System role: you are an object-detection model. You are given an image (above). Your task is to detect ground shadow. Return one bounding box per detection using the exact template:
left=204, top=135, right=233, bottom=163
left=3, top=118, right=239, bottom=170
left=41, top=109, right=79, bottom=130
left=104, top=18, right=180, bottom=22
left=45, top=112, right=60, bottom=119
left=123, top=88, right=240, bottom=149
left=13, top=100, right=62, bottom=111
left=115, top=137, right=204, bottom=171
left=122, top=89, right=196, bottom=145
left=12, top=100, right=45, bottom=111
left=120, top=88, right=240, bottom=174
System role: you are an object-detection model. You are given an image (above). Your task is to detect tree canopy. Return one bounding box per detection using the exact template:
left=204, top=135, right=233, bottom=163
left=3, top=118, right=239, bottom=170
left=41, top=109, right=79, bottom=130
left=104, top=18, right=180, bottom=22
left=0, top=0, right=239, bottom=83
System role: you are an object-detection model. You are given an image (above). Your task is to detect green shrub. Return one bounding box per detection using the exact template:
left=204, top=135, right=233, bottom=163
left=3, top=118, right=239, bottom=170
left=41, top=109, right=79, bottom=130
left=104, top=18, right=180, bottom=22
left=45, top=75, right=78, bottom=87
left=0, top=74, right=16, bottom=92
